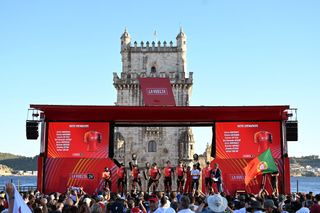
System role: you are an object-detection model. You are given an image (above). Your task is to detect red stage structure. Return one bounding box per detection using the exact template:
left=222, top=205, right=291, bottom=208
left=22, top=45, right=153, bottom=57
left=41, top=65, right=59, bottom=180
left=29, top=104, right=294, bottom=195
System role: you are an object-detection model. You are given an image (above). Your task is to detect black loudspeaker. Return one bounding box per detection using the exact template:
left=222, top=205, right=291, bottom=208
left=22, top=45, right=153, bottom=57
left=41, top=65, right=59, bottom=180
left=286, top=121, right=298, bottom=141
left=26, top=121, right=39, bottom=140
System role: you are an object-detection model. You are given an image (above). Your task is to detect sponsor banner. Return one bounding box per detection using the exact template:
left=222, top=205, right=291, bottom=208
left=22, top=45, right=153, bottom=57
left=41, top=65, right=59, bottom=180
left=139, top=77, right=176, bottom=106
left=48, top=122, right=109, bottom=158
left=216, top=122, right=281, bottom=159
left=204, top=158, right=285, bottom=195
left=44, top=158, right=117, bottom=194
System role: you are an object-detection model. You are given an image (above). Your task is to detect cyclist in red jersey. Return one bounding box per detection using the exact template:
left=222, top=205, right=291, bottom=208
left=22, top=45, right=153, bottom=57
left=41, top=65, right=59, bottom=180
left=102, top=167, right=112, bottom=191
left=175, top=160, right=186, bottom=193
left=163, top=161, right=173, bottom=193
left=148, top=162, right=161, bottom=193
left=84, top=130, right=102, bottom=152
left=203, top=161, right=213, bottom=194
left=131, top=164, right=142, bottom=191
left=184, top=165, right=192, bottom=194
left=116, top=163, right=126, bottom=194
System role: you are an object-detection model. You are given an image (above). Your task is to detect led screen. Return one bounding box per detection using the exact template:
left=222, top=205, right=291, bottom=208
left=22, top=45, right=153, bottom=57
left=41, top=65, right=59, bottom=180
left=48, top=122, right=109, bottom=158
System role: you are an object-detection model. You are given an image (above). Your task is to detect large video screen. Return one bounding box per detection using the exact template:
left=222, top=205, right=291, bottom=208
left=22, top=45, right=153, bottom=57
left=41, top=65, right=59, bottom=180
left=216, top=122, right=281, bottom=159
left=48, top=122, right=109, bottom=158
left=44, top=158, right=117, bottom=194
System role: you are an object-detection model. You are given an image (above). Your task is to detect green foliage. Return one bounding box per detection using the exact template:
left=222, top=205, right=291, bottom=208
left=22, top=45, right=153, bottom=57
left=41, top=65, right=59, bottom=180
left=290, top=156, right=320, bottom=168
left=0, top=153, right=38, bottom=171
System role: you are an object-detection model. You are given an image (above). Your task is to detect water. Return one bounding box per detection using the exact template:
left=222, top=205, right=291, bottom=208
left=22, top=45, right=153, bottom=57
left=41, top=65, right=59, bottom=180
left=0, top=175, right=319, bottom=194
left=290, top=176, right=320, bottom=194
left=0, top=176, right=37, bottom=188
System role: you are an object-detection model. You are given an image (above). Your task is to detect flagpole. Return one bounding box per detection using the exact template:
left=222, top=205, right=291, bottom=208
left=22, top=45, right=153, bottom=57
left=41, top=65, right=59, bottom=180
left=154, top=30, right=158, bottom=43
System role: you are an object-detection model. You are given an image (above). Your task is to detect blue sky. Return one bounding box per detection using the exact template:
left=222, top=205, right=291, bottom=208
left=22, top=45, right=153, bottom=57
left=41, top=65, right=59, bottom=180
left=0, top=0, right=319, bottom=157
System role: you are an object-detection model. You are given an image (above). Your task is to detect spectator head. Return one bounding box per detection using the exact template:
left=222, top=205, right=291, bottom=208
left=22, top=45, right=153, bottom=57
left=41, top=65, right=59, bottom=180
left=83, top=197, right=91, bottom=207
left=305, top=200, right=314, bottom=208
left=179, top=195, right=190, bottom=209
left=148, top=195, right=159, bottom=211
left=91, top=203, right=103, bottom=213
left=264, top=199, right=276, bottom=213
left=207, top=194, right=228, bottom=213
left=247, top=200, right=265, bottom=213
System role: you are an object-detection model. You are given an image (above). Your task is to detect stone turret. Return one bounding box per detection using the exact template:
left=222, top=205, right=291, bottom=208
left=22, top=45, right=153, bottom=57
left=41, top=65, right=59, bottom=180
left=120, top=28, right=131, bottom=52
left=176, top=27, right=187, bottom=51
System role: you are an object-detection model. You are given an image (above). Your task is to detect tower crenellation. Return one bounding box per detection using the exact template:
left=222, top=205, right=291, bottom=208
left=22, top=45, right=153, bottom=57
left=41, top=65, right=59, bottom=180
left=122, top=40, right=184, bottom=52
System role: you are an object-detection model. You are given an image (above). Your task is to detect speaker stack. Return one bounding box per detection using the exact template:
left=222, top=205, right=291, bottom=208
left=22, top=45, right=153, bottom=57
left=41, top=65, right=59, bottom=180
left=26, top=121, right=39, bottom=140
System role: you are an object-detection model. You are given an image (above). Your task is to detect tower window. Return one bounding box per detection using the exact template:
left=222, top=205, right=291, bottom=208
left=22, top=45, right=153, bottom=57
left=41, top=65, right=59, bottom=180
left=151, top=66, right=156, bottom=73
left=148, top=140, right=157, bottom=152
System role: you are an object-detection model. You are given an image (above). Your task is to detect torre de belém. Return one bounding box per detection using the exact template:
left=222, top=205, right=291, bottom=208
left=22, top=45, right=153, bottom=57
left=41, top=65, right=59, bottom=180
left=113, top=28, right=195, bottom=169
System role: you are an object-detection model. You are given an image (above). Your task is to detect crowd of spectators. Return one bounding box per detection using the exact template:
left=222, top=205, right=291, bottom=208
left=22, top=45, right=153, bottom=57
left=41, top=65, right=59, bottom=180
left=1, top=183, right=320, bottom=213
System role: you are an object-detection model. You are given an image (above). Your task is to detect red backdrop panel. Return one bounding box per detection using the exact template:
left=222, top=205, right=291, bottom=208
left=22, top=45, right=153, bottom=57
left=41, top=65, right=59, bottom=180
left=47, top=122, right=109, bottom=158
left=139, top=77, right=176, bottom=106
left=44, top=158, right=117, bottom=194
left=216, top=122, right=281, bottom=159
left=206, top=158, right=286, bottom=195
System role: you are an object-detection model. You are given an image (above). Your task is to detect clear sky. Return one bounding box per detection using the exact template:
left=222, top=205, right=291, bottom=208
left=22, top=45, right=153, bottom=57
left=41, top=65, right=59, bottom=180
left=0, top=0, right=319, bottom=157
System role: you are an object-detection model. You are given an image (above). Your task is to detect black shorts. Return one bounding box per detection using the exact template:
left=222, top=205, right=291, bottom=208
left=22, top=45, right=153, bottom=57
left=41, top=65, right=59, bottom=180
left=148, top=178, right=159, bottom=187
left=205, top=177, right=213, bottom=186
left=117, top=178, right=125, bottom=186
left=164, top=177, right=172, bottom=186
left=133, top=178, right=141, bottom=186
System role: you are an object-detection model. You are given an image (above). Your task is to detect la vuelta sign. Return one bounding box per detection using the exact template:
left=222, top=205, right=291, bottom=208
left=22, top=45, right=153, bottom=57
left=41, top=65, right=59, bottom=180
left=139, top=77, right=176, bottom=106
left=146, top=88, right=168, bottom=95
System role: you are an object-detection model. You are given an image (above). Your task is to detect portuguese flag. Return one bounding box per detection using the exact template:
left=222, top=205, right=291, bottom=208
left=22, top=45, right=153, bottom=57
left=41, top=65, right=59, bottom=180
left=244, top=148, right=278, bottom=185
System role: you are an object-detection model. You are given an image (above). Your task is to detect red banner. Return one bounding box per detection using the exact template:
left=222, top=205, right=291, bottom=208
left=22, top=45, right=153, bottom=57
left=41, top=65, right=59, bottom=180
left=139, top=77, right=176, bottom=106
left=48, top=122, right=109, bottom=158
left=44, top=158, right=117, bottom=194
left=204, top=158, right=285, bottom=195
left=216, top=122, right=281, bottom=159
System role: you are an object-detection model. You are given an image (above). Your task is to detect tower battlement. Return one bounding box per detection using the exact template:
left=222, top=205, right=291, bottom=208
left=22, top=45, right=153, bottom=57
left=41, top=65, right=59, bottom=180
left=125, top=40, right=181, bottom=52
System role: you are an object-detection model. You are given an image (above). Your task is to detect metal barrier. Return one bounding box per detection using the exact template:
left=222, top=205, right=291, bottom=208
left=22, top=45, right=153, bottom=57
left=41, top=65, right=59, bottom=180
left=0, top=185, right=37, bottom=192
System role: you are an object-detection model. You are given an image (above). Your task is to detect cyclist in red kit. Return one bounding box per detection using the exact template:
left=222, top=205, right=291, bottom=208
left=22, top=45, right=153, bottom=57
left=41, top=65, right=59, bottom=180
left=176, top=160, right=186, bottom=193
left=84, top=131, right=102, bottom=152
left=131, top=164, right=142, bottom=191
left=254, top=130, right=272, bottom=154
left=148, top=162, right=161, bottom=193
left=163, top=161, right=173, bottom=193
left=102, top=167, right=111, bottom=190
left=116, top=163, right=126, bottom=195
left=203, top=161, right=213, bottom=194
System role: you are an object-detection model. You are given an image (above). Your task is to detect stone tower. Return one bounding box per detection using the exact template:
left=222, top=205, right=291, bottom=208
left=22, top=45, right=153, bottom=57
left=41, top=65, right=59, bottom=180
left=113, top=28, right=194, bottom=168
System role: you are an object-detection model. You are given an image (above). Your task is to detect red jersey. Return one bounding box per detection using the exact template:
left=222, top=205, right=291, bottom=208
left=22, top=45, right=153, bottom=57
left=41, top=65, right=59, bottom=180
left=203, top=166, right=212, bottom=178
left=176, top=166, right=184, bottom=177
left=163, top=166, right=172, bottom=177
left=117, top=167, right=125, bottom=178
left=149, top=167, right=159, bottom=179
left=84, top=131, right=102, bottom=152
left=131, top=167, right=140, bottom=179
left=254, top=131, right=272, bottom=154
left=102, top=171, right=111, bottom=180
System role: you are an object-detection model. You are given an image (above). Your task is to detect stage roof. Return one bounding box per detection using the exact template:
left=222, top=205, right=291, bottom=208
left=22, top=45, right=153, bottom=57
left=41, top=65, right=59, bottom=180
left=30, top=105, right=290, bottom=125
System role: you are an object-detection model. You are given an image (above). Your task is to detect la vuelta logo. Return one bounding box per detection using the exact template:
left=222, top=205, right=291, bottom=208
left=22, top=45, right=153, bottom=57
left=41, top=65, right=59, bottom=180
left=146, top=88, right=168, bottom=95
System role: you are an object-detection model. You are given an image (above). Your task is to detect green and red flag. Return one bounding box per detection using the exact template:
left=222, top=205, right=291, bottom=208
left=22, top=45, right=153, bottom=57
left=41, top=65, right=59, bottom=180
left=244, top=148, right=278, bottom=185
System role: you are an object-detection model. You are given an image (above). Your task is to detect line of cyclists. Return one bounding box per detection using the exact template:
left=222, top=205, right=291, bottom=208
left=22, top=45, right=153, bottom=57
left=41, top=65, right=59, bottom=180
left=102, top=160, right=223, bottom=195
